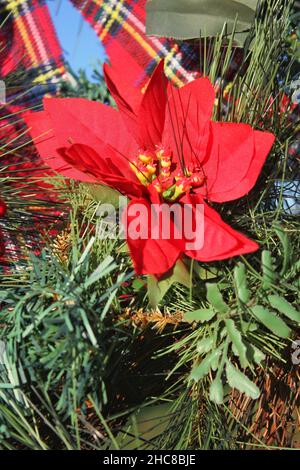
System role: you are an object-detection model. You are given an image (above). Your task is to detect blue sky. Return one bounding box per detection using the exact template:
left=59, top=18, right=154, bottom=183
left=48, top=0, right=106, bottom=78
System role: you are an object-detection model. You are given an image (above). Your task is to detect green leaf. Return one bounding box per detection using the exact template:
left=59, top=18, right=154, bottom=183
left=268, top=295, right=300, bottom=324
left=116, top=404, right=172, bottom=450
left=146, top=0, right=258, bottom=44
left=184, top=308, right=216, bottom=323
left=147, top=259, right=191, bottom=308
left=84, top=256, right=117, bottom=289
left=226, top=361, right=260, bottom=399
left=209, top=377, right=224, bottom=405
left=79, top=309, right=97, bottom=347
left=190, top=348, right=222, bottom=382
left=194, top=264, right=218, bottom=280
left=206, top=283, right=229, bottom=314
left=273, top=223, right=291, bottom=275
left=87, top=183, right=125, bottom=208
left=234, top=262, right=250, bottom=303
left=197, top=337, right=214, bottom=354
left=211, top=352, right=221, bottom=372
left=132, top=279, right=146, bottom=291
left=250, top=345, right=266, bottom=366
left=261, top=250, right=276, bottom=290
left=251, top=305, right=291, bottom=339
left=225, top=319, right=248, bottom=368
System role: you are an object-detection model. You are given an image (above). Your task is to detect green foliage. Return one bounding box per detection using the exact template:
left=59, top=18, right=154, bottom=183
left=87, top=183, right=124, bottom=207
left=147, top=0, right=299, bottom=423
left=0, top=230, right=134, bottom=416
left=0, top=383, right=140, bottom=450
left=225, top=361, right=260, bottom=399
left=234, top=263, right=250, bottom=303
left=147, top=259, right=191, bottom=308
left=185, top=308, right=216, bottom=323
left=60, top=65, right=115, bottom=105
left=146, top=0, right=259, bottom=43
left=162, top=225, right=299, bottom=408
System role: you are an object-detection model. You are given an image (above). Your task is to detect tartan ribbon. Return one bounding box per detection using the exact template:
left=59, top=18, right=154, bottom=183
left=70, top=0, right=199, bottom=88
left=0, top=0, right=65, bottom=103
left=0, top=0, right=65, bottom=268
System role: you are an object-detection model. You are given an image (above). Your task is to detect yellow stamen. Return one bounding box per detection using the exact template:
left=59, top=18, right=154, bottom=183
left=129, top=162, right=150, bottom=186
left=130, top=146, right=205, bottom=196
left=136, top=172, right=150, bottom=185
left=146, top=164, right=157, bottom=176
left=161, top=167, right=171, bottom=178
left=153, top=182, right=163, bottom=193
left=139, top=153, right=153, bottom=164
left=161, top=159, right=172, bottom=169
left=156, top=146, right=172, bottom=160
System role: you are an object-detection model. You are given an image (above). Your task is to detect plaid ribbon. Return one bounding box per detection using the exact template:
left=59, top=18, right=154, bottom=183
left=0, top=0, right=66, bottom=269
left=0, top=0, right=65, bottom=105
left=70, top=0, right=200, bottom=88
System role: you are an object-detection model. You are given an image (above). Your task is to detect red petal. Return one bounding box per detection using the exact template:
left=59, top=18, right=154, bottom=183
left=24, top=110, right=96, bottom=182
left=124, top=197, right=183, bottom=275
left=103, top=62, right=143, bottom=114
left=104, top=62, right=141, bottom=141
left=182, top=194, right=258, bottom=261
left=105, top=60, right=168, bottom=149
left=137, top=60, right=168, bottom=150
left=43, top=97, right=137, bottom=159
left=174, top=76, right=215, bottom=120
left=198, top=122, right=275, bottom=203
left=62, top=144, right=144, bottom=198
left=24, top=99, right=140, bottom=187
left=163, top=77, right=215, bottom=166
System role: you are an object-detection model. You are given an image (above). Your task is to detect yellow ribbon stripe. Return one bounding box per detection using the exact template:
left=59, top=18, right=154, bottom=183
left=15, top=15, right=39, bottom=67
left=5, top=0, right=27, bottom=12
left=33, top=66, right=65, bottom=84
left=99, top=1, right=184, bottom=87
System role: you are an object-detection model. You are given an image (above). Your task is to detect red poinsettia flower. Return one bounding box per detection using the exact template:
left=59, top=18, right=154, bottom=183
left=24, top=61, right=275, bottom=275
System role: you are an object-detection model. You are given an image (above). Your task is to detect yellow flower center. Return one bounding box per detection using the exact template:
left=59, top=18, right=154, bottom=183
left=130, top=146, right=205, bottom=201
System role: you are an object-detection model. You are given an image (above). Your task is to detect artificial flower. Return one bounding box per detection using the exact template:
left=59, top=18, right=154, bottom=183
left=24, top=61, right=275, bottom=275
